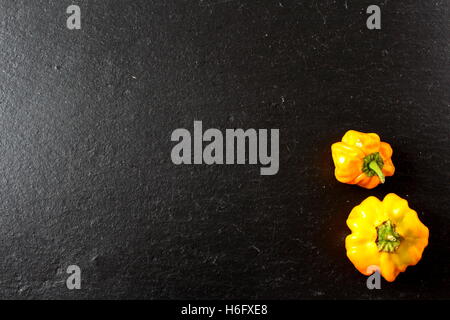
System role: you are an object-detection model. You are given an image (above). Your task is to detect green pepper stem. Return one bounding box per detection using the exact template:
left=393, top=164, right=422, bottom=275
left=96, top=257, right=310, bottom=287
left=376, top=220, right=401, bottom=253
left=369, top=160, right=385, bottom=183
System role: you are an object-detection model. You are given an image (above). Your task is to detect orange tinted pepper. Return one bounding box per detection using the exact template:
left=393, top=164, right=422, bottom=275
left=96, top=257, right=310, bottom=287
left=331, top=130, right=395, bottom=189
left=345, top=194, right=429, bottom=282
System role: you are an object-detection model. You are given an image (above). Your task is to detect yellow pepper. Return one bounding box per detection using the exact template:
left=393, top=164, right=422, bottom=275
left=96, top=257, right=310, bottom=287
left=345, top=193, right=429, bottom=282
left=331, top=130, right=395, bottom=189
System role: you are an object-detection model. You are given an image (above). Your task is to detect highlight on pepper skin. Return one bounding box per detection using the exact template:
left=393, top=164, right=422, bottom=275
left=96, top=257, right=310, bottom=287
left=345, top=193, right=429, bottom=282
left=331, top=130, right=395, bottom=189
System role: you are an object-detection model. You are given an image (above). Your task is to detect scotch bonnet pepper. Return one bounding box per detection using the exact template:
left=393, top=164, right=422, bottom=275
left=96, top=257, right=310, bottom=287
left=345, top=193, right=429, bottom=282
left=331, top=130, right=395, bottom=189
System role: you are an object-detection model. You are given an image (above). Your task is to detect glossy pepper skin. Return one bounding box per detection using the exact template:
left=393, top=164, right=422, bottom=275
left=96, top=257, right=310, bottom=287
left=346, top=193, right=429, bottom=282
left=331, top=130, right=395, bottom=189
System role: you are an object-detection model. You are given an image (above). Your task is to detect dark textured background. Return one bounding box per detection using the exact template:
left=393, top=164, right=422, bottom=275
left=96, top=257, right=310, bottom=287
left=0, top=0, right=448, bottom=299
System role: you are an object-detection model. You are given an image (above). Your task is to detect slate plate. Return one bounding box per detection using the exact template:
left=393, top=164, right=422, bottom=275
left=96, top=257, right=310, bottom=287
left=0, top=0, right=448, bottom=299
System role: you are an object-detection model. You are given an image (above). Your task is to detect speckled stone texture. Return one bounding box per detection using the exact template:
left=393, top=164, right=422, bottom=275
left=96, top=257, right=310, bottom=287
left=0, top=0, right=448, bottom=299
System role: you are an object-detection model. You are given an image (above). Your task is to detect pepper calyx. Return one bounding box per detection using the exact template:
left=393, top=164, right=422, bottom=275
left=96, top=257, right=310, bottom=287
left=362, top=152, right=385, bottom=183
left=376, top=220, right=402, bottom=253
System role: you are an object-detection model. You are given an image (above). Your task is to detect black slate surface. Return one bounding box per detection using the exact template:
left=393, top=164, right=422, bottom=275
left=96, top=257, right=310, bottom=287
left=0, top=0, right=448, bottom=299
